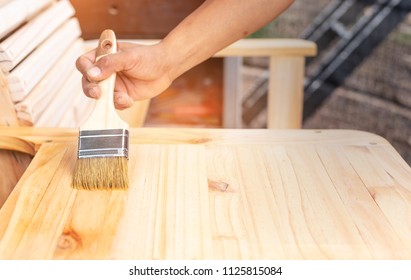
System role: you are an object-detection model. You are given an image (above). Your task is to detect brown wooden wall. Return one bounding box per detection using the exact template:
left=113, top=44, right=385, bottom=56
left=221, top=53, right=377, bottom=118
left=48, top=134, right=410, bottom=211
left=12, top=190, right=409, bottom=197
left=70, top=0, right=205, bottom=39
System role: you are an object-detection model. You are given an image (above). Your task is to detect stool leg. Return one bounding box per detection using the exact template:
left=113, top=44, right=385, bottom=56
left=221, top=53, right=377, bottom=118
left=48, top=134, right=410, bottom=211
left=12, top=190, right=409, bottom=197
left=267, top=56, right=304, bottom=129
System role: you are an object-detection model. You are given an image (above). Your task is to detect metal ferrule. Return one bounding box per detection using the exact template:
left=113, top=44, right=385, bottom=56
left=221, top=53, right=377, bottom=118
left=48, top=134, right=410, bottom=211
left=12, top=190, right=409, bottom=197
left=78, top=128, right=129, bottom=159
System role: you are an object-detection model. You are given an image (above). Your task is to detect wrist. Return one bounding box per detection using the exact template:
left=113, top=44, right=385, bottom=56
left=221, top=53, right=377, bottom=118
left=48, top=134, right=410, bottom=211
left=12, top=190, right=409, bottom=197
left=157, top=38, right=188, bottom=82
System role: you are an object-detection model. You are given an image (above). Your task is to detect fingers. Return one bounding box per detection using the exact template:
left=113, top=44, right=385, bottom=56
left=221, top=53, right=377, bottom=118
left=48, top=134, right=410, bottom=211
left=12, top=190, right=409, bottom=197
left=77, top=50, right=100, bottom=99
left=88, top=51, right=137, bottom=82
left=82, top=76, right=134, bottom=109
left=81, top=76, right=100, bottom=99
left=76, top=43, right=140, bottom=108
left=77, top=48, right=132, bottom=99
left=76, top=49, right=96, bottom=76
left=76, top=47, right=131, bottom=84
left=114, top=91, right=134, bottom=110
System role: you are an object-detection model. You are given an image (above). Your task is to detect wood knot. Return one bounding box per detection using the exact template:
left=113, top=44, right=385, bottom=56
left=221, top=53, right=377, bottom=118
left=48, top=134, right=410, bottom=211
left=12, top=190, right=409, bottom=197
left=57, top=229, right=82, bottom=251
left=208, top=179, right=229, bottom=192
left=189, top=138, right=211, bottom=144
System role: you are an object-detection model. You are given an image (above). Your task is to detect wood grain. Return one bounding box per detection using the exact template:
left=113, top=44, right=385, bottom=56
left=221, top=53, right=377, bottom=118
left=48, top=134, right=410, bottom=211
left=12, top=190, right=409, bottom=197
left=0, top=71, right=18, bottom=125
left=0, top=72, right=32, bottom=209
left=0, top=129, right=410, bottom=259
left=35, top=68, right=81, bottom=127
left=6, top=18, right=81, bottom=100
left=0, top=1, right=75, bottom=71
left=0, top=143, right=76, bottom=258
left=0, top=0, right=53, bottom=40
left=268, top=56, right=304, bottom=128
left=15, top=39, right=85, bottom=126
left=0, top=128, right=392, bottom=153
left=0, top=150, right=32, bottom=209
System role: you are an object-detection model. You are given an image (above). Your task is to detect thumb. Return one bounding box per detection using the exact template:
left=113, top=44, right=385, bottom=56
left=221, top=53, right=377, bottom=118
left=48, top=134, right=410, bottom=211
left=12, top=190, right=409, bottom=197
left=86, top=52, right=133, bottom=82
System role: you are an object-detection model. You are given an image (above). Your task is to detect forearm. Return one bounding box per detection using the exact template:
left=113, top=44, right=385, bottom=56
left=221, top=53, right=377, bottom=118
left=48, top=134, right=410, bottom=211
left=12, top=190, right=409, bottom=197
left=76, top=0, right=294, bottom=106
left=161, top=0, right=294, bottom=80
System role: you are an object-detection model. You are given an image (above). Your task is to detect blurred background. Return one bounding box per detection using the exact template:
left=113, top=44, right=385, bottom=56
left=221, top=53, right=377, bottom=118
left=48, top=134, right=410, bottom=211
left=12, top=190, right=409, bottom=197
left=247, top=0, right=411, bottom=165
left=70, top=0, right=411, bottom=164
left=1, top=0, right=408, bottom=162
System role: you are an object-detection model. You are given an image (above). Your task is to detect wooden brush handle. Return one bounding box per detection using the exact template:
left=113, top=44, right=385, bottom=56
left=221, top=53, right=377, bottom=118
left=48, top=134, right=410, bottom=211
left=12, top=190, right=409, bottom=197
left=80, top=29, right=128, bottom=130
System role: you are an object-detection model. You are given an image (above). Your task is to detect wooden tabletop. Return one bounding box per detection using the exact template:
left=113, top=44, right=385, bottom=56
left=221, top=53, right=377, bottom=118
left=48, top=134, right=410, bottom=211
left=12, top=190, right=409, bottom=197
left=0, top=128, right=410, bottom=259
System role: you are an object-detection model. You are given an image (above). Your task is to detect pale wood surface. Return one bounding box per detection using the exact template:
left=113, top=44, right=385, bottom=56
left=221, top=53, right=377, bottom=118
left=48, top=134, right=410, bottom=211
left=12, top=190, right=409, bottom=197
left=215, top=38, right=317, bottom=57
left=0, top=128, right=410, bottom=259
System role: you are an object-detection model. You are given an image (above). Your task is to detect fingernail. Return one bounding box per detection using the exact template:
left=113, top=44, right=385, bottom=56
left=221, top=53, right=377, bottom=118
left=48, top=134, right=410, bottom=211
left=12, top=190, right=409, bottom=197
left=88, top=85, right=99, bottom=98
left=87, top=66, right=101, bottom=78
left=116, top=96, right=126, bottom=105
left=115, top=96, right=133, bottom=109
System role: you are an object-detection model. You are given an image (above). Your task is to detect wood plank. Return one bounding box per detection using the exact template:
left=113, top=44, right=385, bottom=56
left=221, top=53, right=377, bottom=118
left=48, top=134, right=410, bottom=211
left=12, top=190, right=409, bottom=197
left=0, top=143, right=212, bottom=259
left=35, top=68, right=81, bottom=127
left=14, top=39, right=84, bottom=126
left=70, top=89, right=95, bottom=127
left=345, top=145, right=411, bottom=254
left=0, top=143, right=73, bottom=259
left=317, top=146, right=410, bottom=258
left=268, top=56, right=304, bottom=128
left=216, top=39, right=317, bottom=57
left=0, top=0, right=53, bottom=40
left=262, top=146, right=329, bottom=259
left=0, top=70, right=18, bottom=125
left=0, top=150, right=32, bottom=209
left=0, top=69, right=32, bottom=210
left=285, top=146, right=373, bottom=259
left=0, top=1, right=75, bottom=71
left=6, top=18, right=81, bottom=100
left=111, top=144, right=211, bottom=259
left=0, top=129, right=393, bottom=151
left=206, top=144, right=287, bottom=259
left=54, top=183, right=126, bottom=259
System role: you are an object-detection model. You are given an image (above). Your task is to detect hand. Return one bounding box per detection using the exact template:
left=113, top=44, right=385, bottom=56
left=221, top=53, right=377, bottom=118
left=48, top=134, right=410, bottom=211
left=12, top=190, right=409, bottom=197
left=76, top=42, right=173, bottom=110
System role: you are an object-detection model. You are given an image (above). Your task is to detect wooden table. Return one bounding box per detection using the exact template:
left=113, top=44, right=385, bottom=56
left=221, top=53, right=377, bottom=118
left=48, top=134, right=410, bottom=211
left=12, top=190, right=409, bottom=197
left=0, top=128, right=410, bottom=259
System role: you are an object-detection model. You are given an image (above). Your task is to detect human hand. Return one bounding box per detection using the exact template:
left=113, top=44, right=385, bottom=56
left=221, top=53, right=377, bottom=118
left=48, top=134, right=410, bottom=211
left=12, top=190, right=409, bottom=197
left=76, top=42, right=173, bottom=110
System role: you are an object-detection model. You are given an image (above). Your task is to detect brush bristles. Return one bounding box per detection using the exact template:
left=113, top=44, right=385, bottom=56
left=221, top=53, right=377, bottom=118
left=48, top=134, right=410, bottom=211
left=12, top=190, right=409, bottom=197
left=72, top=157, right=128, bottom=190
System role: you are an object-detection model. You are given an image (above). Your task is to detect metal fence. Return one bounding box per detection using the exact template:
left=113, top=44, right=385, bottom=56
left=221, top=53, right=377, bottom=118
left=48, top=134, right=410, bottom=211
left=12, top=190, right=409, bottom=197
left=247, top=0, right=411, bottom=163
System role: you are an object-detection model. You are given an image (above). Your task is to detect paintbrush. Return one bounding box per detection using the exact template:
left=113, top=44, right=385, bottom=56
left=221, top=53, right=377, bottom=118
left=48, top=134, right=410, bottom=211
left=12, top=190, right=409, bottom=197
left=72, top=29, right=129, bottom=190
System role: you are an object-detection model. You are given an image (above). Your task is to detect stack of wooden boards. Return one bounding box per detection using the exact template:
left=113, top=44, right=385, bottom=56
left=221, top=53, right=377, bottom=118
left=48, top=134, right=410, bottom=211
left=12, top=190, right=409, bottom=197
left=0, top=0, right=94, bottom=127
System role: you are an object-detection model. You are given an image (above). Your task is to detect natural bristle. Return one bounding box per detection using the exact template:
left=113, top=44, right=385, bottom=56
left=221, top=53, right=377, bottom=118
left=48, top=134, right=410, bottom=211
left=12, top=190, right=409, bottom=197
left=72, top=157, right=128, bottom=190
